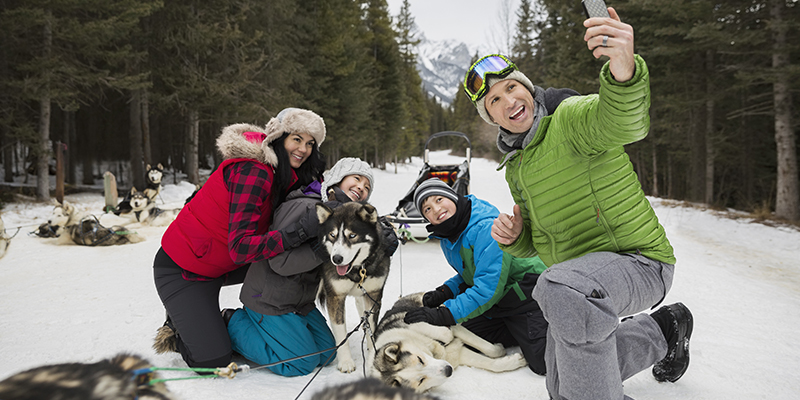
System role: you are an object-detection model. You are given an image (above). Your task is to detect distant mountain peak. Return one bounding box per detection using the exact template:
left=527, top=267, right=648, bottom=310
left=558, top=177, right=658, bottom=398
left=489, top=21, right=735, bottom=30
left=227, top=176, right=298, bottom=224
left=415, top=36, right=473, bottom=106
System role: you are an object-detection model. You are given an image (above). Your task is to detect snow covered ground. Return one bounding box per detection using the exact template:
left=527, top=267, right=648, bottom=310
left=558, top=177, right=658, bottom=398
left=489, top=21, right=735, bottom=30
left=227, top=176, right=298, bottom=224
left=1, top=151, right=799, bottom=399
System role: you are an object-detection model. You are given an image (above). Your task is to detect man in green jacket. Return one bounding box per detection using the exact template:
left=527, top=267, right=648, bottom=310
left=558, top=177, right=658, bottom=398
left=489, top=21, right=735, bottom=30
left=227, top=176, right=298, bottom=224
left=463, top=7, right=693, bottom=400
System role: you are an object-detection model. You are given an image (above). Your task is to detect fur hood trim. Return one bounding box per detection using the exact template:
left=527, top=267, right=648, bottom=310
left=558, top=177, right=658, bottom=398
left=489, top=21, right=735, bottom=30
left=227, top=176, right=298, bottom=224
left=216, top=123, right=280, bottom=166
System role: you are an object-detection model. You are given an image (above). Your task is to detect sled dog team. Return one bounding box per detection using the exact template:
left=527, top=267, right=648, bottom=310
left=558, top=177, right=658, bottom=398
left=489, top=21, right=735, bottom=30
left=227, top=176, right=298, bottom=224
left=1, top=9, right=694, bottom=400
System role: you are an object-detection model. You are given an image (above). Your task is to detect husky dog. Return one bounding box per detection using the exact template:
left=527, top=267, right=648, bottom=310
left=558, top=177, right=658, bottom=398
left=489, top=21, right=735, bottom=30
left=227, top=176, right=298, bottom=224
left=0, top=353, right=176, bottom=400
left=316, top=202, right=391, bottom=373
left=50, top=201, right=145, bottom=246
left=113, top=163, right=164, bottom=215
left=372, top=293, right=528, bottom=393
left=126, top=187, right=179, bottom=227
left=144, top=163, right=164, bottom=202
left=310, top=377, right=441, bottom=400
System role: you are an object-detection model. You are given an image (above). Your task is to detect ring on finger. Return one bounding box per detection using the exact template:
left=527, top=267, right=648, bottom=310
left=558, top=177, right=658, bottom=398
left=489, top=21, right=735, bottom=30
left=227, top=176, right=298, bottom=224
left=602, top=35, right=609, bottom=47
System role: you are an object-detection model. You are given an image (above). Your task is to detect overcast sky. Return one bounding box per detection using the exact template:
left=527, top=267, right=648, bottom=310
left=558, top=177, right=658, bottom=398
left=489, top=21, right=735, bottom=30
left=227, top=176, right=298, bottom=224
left=386, top=0, right=521, bottom=54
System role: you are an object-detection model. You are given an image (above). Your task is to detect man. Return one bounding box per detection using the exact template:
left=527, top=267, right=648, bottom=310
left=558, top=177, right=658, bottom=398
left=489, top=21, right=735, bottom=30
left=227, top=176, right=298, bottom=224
left=463, top=7, right=692, bottom=400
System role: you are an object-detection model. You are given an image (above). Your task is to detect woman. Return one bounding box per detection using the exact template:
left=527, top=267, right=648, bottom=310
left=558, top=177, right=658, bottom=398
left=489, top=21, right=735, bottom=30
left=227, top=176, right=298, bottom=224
left=152, top=108, right=326, bottom=370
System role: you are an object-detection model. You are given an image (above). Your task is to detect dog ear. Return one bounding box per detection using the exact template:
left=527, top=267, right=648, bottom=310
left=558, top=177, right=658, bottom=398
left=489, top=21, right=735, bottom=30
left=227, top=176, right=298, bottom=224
left=130, top=187, right=137, bottom=194
left=316, top=203, right=333, bottom=224
left=357, top=203, right=378, bottom=224
left=380, top=343, right=401, bottom=364
left=146, top=164, right=151, bottom=171
left=157, top=163, right=164, bottom=170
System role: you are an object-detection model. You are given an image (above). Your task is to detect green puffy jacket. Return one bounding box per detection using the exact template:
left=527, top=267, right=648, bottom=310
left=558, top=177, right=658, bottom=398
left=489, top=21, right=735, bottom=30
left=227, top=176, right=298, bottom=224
left=499, top=55, right=675, bottom=267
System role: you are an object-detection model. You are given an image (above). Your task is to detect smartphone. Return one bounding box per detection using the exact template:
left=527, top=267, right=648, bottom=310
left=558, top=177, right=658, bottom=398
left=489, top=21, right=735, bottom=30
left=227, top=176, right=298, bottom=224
left=582, top=0, right=610, bottom=18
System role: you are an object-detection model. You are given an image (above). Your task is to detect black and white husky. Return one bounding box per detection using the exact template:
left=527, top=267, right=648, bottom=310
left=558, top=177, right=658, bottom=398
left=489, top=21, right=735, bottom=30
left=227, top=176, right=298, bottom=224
left=0, top=353, right=175, bottom=400
left=48, top=201, right=146, bottom=246
left=127, top=187, right=180, bottom=227
left=144, top=163, right=164, bottom=202
left=315, top=202, right=391, bottom=373
left=371, top=293, right=528, bottom=393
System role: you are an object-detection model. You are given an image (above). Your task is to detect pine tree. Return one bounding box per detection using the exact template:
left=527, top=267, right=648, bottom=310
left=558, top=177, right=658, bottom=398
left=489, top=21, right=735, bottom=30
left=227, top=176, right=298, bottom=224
left=394, top=0, right=429, bottom=159
left=512, top=0, right=537, bottom=74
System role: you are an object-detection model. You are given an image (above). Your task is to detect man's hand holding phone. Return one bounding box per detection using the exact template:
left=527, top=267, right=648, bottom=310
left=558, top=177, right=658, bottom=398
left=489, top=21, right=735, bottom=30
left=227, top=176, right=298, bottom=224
left=581, top=1, right=635, bottom=83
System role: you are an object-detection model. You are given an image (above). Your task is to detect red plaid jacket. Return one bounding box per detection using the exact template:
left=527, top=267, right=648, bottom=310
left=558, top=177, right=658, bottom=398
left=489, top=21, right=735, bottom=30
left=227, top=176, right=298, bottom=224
left=161, top=158, right=296, bottom=278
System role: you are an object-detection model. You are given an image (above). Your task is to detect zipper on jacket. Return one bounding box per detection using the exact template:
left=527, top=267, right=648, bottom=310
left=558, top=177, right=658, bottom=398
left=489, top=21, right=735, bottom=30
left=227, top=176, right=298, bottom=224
left=514, top=155, right=557, bottom=262
left=592, top=201, right=620, bottom=252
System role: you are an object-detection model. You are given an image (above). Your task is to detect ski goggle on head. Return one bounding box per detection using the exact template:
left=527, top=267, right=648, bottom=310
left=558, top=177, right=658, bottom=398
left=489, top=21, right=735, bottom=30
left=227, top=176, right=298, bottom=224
left=463, top=54, right=517, bottom=103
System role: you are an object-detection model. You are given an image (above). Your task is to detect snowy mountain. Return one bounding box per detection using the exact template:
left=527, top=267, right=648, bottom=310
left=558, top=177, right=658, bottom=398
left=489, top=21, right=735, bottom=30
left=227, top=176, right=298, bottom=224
left=416, top=35, right=474, bottom=106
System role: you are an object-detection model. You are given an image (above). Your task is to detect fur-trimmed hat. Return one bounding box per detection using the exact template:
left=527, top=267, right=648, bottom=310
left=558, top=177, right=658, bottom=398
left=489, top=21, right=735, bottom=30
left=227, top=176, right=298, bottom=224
left=473, top=70, right=536, bottom=126
left=321, top=157, right=374, bottom=202
left=265, top=107, right=326, bottom=145
left=215, top=108, right=325, bottom=167
left=414, top=178, right=459, bottom=215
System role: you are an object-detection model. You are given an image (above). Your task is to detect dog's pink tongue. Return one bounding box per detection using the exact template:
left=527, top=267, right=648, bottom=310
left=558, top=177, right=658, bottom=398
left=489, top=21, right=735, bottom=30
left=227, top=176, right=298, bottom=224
left=336, top=264, right=349, bottom=276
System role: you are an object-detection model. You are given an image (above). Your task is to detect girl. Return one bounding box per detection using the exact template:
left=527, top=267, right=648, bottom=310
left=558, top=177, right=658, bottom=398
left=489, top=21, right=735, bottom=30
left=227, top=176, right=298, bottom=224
left=226, top=157, right=395, bottom=376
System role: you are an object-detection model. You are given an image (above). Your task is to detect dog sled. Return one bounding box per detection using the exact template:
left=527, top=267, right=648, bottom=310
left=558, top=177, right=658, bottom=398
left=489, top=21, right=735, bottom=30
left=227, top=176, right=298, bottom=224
left=385, top=131, right=471, bottom=241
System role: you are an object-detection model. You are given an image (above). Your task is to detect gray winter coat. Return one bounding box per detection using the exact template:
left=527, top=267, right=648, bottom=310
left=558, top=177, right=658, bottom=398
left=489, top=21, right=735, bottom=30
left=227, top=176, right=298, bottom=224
left=239, top=186, right=323, bottom=316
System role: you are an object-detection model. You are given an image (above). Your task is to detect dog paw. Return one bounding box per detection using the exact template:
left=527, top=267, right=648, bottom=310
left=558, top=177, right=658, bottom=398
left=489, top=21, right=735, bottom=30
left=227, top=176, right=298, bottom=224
left=484, top=343, right=506, bottom=358
left=494, top=353, right=528, bottom=371
left=337, top=359, right=356, bottom=373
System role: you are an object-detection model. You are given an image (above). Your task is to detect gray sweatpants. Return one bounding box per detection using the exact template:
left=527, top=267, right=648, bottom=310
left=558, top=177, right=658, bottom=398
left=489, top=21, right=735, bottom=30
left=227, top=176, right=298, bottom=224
left=532, top=252, right=675, bottom=400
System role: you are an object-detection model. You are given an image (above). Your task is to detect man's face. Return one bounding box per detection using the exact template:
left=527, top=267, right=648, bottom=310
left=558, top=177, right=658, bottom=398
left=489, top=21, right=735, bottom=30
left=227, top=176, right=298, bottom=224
left=484, top=79, right=535, bottom=134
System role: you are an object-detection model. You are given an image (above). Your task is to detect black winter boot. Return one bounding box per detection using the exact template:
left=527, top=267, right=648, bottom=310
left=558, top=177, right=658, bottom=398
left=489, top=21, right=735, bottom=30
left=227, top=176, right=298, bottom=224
left=651, top=302, right=693, bottom=383
left=221, top=308, right=237, bottom=327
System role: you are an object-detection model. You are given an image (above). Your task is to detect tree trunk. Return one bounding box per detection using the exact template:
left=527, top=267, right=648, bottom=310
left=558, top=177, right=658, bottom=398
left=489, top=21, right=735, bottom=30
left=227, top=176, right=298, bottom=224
left=36, top=11, right=53, bottom=201
left=82, top=114, right=96, bottom=185
left=65, top=110, right=77, bottom=184
left=688, top=52, right=706, bottom=203
left=130, top=89, right=145, bottom=190
left=651, top=140, right=659, bottom=198
left=2, top=136, right=13, bottom=183
left=704, top=49, right=716, bottom=205
left=142, top=88, right=152, bottom=166
left=771, top=0, right=799, bottom=221
left=185, top=109, right=200, bottom=185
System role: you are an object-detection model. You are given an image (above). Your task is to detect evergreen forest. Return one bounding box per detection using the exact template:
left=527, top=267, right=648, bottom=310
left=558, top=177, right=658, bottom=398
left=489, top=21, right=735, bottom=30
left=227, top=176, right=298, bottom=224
left=1, top=0, right=798, bottom=221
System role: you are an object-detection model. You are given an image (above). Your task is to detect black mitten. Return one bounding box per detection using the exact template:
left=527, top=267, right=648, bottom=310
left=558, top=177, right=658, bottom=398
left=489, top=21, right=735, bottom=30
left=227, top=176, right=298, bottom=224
left=403, top=306, right=456, bottom=327
left=422, top=285, right=454, bottom=308
left=378, top=216, right=399, bottom=257
left=280, top=207, right=320, bottom=249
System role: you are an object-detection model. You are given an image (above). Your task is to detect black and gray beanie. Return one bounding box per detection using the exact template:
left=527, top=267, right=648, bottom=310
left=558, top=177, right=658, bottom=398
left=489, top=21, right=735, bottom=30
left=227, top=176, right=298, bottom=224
left=321, top=157, right=374, bottom=202
left=474, top=70, right=537, bottom=126
left=414, top=178, right=459, bottom=213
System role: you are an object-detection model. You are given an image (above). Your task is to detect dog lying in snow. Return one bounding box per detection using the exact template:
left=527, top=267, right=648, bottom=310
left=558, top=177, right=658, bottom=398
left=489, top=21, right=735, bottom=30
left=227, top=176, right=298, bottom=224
left=371, top=292, right=527, bottom=392
left=125, top=187, right=180, bottom=227
left=47, top=201, right=146, bottom=246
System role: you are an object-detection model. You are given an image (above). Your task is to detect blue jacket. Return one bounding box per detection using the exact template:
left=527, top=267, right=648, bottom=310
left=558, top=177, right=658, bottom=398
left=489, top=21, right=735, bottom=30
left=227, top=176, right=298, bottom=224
left=433, top=195, right=547, bottom=323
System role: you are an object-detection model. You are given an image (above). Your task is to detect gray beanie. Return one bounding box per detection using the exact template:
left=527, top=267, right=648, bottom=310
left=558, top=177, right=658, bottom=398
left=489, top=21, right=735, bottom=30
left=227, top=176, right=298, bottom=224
left=414, top=178, right=459, bottom=214
left=321, top=157, right=374, bottom=202
left=473, top=70, right=537, bottom=126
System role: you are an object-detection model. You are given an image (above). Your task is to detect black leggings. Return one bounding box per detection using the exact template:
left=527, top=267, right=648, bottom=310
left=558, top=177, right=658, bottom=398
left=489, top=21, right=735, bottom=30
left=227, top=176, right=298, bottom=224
left=461, top=305, right=548, bottom=376
left=153, top=247, right=249, bottom=368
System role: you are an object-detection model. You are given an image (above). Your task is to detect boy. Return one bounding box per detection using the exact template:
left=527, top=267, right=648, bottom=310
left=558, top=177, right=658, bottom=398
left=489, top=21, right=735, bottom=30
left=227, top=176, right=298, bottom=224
left=404, top=178, right=548, bottom=375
